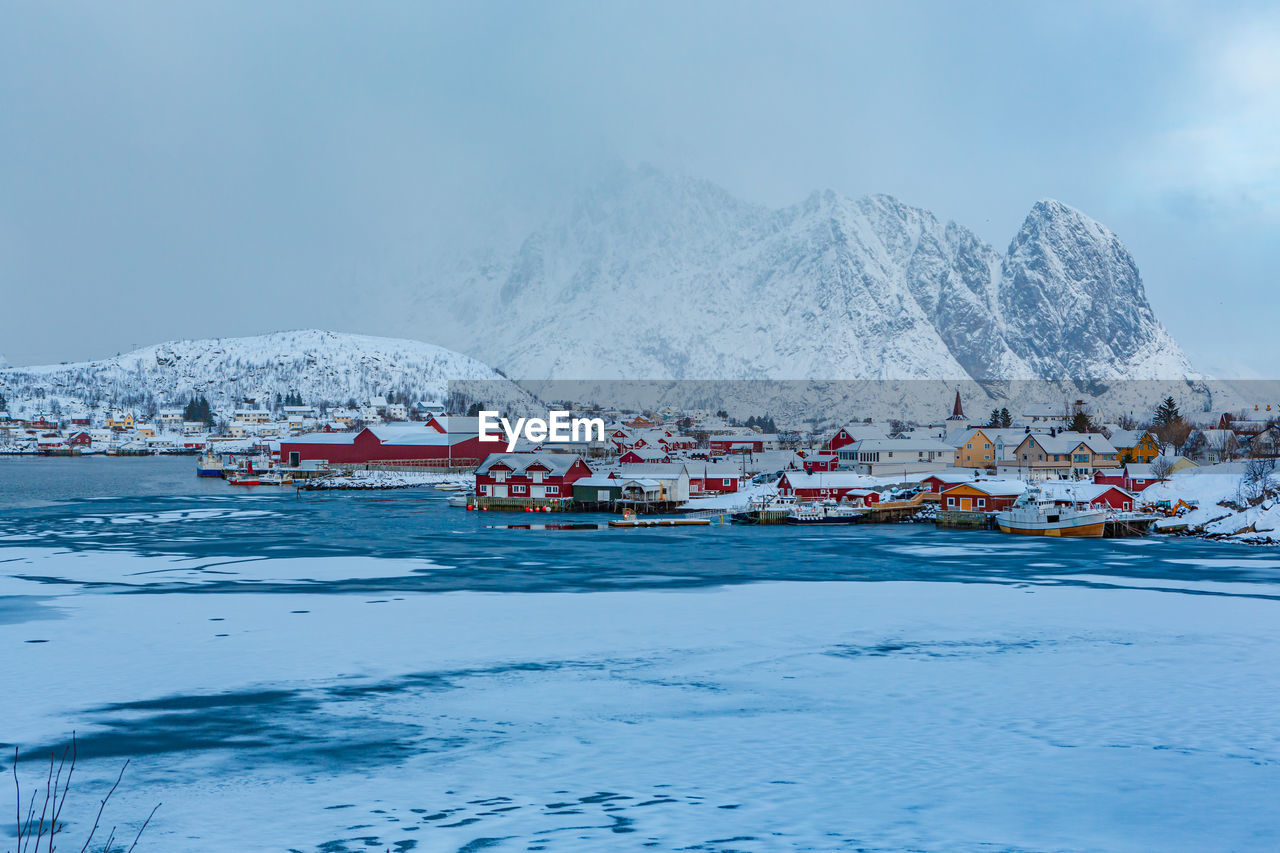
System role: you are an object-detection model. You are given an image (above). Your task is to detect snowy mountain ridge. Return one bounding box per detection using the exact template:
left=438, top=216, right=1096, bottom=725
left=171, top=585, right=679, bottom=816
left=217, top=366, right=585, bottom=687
left=424, top=167, right=1197, bottom=385
left=0, top=330, right=533, bottom=417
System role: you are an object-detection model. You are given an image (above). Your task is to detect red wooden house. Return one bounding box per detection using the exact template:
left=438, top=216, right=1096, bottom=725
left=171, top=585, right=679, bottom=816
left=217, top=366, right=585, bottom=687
left=1094, top=464, right=1162, bottom=493
left=826, top=427, right=859, bottom=452
left=688, top=463, right=741, bottom=494
left=801, top=451, right=840, bottom=473
left=776, top=471, right=881, bottom=503
left=619, top=448, right=672, bottom=464
left=919, top=470, right=988, bottom=494
left=475, top=453, right=592, bottom=500
left=939, top=481, right=1025, bottom=513
left=1040, top=482, right=1138, bottom=511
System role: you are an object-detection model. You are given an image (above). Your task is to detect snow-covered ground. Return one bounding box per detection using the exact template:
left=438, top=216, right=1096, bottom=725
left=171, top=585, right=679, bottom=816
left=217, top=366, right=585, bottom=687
left=682, top=481, right=778, bottom=510
left=1143, top=465, right=1280, bottom=544
left=300, top=469, right=472, bottom=490
left=4, top=555, right=1280, bottom=852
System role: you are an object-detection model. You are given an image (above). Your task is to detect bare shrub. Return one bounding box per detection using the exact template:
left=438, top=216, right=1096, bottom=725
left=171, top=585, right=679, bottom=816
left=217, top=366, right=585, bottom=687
left=9, top=733, right=160, bottom=853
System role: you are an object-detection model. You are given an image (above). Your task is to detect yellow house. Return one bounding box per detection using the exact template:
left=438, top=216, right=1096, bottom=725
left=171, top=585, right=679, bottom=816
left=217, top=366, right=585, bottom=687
left=954, top=428, right=997, bottom=468
left=1110, top=429, right=1160, bottom=464
left=106, top=412, right=134, bottom=430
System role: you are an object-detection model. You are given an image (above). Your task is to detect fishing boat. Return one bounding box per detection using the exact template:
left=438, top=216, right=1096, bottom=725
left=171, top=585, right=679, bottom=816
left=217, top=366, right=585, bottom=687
left=785, top=500, right=865, bottom=525
left=226, top=459, right=292, bottom=486
left=730, top=494, right=798, bottom=525
left=994, top=487, right=1106, bottom=537
left=195, top=451, right=226, bottom=477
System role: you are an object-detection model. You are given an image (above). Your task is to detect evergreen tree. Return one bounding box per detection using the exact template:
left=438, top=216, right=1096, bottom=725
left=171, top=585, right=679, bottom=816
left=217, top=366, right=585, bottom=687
left=986, top=409, right=1001, bottom=428
left=1154, top=396, right=1181, bottom=427
left=1068, top=410, right=1094, bottom=433
left=999, top=408, right=1012, bottom=428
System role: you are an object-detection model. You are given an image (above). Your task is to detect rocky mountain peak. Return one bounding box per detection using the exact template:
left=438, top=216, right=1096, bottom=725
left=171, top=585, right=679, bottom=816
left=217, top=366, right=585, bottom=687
left=430, top=168, right=1196, bottom=385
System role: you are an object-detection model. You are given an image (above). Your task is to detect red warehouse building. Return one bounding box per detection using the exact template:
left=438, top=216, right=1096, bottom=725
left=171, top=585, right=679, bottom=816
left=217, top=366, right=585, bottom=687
left=709, top=438, right=765, bottom=455
left=279, top=420, right=487, bottom=467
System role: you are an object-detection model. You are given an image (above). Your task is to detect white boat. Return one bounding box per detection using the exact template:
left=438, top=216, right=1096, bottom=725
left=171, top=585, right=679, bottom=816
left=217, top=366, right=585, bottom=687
left=785, top=500, right=865, bottom=525
left=731, top=494, right=797, bottom=524
left=447, top=494, right=471, bottom=507
left=995, top=488, right=1106, bottom=537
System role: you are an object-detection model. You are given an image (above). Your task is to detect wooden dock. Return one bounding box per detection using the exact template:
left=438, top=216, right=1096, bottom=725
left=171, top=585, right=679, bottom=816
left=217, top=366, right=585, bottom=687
left=472, top=496, right=573, bottom=512
left=862, top=492, right=927, bottom=523
left=730, top=508, right=792, bottom=525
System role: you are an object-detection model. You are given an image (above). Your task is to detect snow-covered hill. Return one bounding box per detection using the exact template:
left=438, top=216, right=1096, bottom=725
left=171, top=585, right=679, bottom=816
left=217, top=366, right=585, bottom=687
left=421, top=167, right=1197, bottom=385
left=0, top=330, right=535, bottom=417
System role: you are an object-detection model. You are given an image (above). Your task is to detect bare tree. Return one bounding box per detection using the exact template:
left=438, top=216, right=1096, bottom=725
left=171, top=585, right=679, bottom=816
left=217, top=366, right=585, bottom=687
left=1153, top=419, right=1193, bottom=455
left=1240, top=457, right=1279, bottom=506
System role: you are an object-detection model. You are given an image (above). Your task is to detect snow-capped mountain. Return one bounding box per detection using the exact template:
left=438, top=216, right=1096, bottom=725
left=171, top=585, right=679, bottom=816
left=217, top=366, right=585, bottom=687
left=428, top=167, right=1196, bottom=385
left=0, top=330, right=535, bottom=417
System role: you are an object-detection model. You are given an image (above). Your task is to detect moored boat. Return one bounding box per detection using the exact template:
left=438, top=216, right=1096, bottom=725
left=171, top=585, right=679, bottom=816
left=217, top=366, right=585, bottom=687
left=195, top=451, right=226, bottom=477
left=730, top=494, right=797, bottom=524
left=227, top=470, right=292, bottom=486
left=785, top=500, right=865, bottom=525
left=995, top=488, right=1106, bottom=537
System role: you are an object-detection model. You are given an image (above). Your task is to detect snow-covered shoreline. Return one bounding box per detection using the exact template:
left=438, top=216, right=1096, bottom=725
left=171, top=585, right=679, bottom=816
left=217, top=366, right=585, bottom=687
left=1143, top=466, right=1280, bottom=545
left=298, top=470, right=472, bottom=490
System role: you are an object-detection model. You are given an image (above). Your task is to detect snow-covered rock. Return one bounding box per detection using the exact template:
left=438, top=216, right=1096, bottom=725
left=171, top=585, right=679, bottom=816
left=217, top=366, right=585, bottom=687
left=0, top=329, right=536, bottom=416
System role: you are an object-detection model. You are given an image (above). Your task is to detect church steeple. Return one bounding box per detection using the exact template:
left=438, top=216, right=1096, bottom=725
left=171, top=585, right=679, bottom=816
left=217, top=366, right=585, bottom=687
left=948, top=388, right=966, bottom=422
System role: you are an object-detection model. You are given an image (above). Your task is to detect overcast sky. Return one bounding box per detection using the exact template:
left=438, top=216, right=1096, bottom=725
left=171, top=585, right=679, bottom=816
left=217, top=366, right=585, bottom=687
left=2, top=1, right=1276, bottom=374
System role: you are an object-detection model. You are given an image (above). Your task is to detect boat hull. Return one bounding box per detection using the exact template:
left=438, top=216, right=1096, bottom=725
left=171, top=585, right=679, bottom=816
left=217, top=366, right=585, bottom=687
left=995, top=516, right=1106, bottom=537
left=784, top=515, right=860, bottom=525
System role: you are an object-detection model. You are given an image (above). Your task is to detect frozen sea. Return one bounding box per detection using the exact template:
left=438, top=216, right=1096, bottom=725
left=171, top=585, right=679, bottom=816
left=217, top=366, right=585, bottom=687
left=2, top=456, right=1279, bottom=852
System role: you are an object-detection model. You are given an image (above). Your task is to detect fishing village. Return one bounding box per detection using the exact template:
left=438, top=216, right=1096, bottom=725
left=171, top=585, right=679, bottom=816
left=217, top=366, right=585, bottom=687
left=8, top=388, right=1276, bottom=542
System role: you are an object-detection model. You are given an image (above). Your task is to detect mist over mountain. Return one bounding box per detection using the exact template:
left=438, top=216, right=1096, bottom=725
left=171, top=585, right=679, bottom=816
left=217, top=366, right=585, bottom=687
left=407, top=167, right=1197, bottom=387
